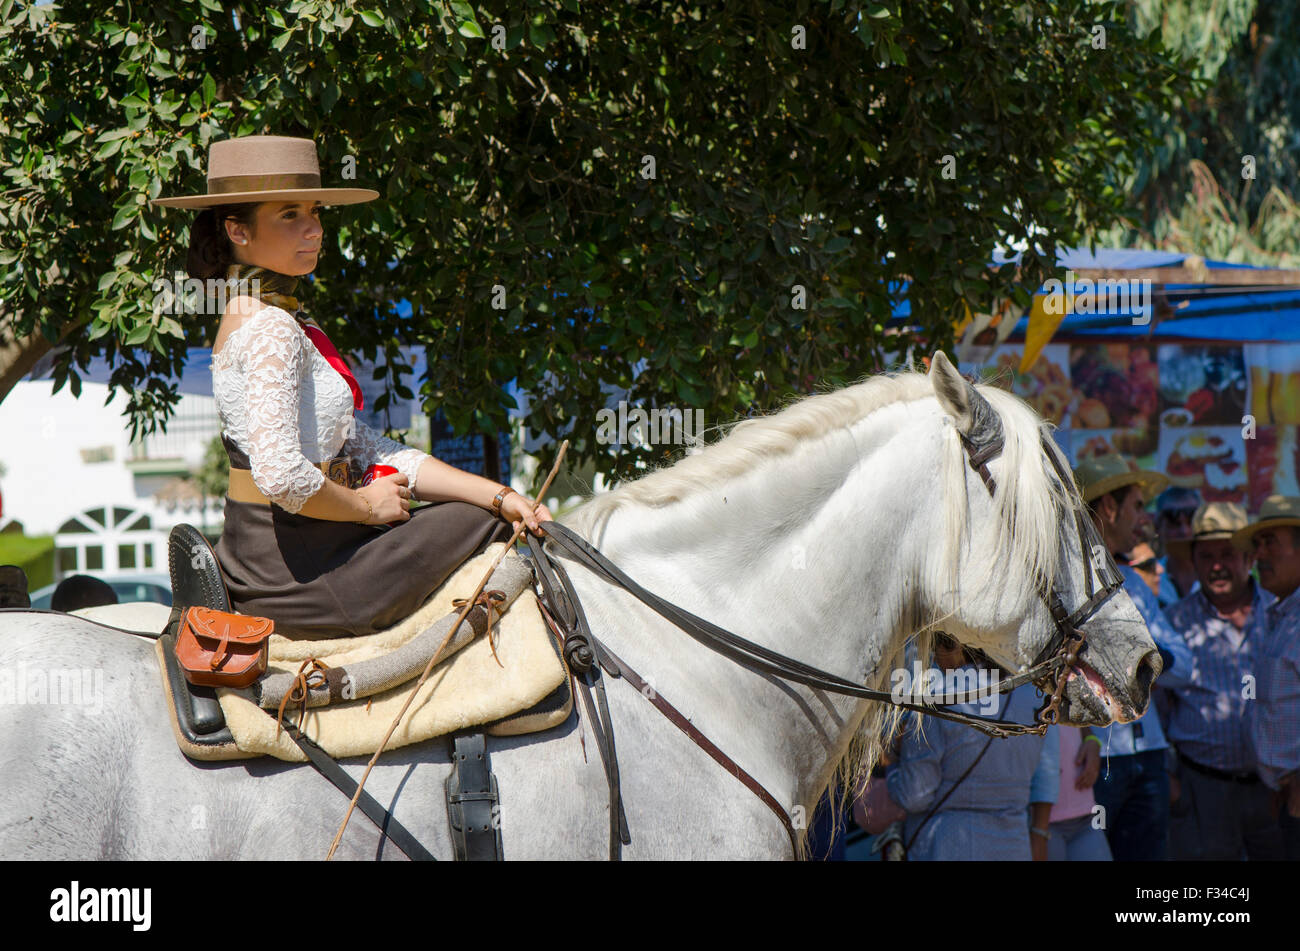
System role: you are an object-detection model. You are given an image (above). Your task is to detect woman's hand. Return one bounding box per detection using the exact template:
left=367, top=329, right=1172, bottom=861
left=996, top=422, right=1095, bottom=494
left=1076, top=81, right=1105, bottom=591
left=356, top=473, right=411, bottom=524
left=499, top=491, right=553, bottom=534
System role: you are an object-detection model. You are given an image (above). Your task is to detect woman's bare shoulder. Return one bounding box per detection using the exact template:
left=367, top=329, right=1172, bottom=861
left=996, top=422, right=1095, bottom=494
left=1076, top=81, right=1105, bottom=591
left=214, top=297, right=295, bottom=360
left=222, top=294, right=267, bottom=323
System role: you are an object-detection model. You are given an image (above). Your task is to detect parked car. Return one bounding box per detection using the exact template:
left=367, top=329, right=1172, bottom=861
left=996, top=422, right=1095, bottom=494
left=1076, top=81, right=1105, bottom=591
left=28, top=572, right=173, bottom=611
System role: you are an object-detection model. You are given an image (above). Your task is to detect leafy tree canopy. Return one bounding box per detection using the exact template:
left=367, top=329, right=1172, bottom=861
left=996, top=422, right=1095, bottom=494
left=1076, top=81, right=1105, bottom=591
left=1104, top=0, right=1300, bottom=264
left=0, top=0, right=1196, bottom=486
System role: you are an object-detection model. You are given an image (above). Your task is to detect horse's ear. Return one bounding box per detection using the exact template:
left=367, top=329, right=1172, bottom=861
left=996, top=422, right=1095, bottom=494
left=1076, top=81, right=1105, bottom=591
left=929, top=351, right=974, bottom=431
left=930, top=351, right=1003, bottom=447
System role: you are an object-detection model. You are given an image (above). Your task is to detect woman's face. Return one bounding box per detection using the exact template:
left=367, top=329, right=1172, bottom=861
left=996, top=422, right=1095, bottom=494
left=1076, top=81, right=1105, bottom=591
left=224, top=200, right=323, bottom=276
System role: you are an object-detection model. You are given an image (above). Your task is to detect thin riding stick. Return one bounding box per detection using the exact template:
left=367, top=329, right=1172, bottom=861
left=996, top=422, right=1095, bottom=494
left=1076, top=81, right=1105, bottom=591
left=326, top=440, right=570, bottom=860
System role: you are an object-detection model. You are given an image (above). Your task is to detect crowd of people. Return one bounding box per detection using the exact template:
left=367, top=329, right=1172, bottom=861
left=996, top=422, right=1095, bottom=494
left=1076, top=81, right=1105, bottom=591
left=849, top=452, right=1300, bottom=861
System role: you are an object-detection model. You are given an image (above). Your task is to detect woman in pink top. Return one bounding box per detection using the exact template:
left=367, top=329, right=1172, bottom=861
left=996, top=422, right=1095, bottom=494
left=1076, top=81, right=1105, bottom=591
left=1047, top=726, right=1112, bottom=860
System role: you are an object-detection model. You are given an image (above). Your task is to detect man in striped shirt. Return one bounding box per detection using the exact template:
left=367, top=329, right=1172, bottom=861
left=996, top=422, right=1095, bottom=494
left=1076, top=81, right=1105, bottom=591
left=1237, top=496, right=1300, bottom=860
left=1164, top=503, right=1280, bottom=860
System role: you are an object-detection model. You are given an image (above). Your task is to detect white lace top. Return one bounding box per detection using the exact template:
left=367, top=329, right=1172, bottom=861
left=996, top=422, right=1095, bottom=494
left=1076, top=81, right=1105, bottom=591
left=211, top=304, right=429, bottom=514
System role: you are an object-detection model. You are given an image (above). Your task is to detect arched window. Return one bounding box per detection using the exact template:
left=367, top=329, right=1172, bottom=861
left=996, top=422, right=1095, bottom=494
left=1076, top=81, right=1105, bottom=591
left=52, top=506, right=165, bottom=578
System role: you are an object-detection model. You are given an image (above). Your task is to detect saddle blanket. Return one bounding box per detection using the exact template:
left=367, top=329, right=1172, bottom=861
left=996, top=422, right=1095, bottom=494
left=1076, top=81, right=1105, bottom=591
left=132, top=544, right=568, bottom=762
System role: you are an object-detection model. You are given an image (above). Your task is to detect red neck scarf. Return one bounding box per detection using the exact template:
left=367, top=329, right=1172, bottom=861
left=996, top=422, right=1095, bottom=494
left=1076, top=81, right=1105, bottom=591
left=300, top=319, right=365, bottom=413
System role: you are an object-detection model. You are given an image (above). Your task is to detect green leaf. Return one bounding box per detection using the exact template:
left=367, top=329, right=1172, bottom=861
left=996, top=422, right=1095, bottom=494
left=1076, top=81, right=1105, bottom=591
left=359, top=10, right=383, bottom=27
left=202, top=74, right=216, bottom=104
left=110, top=203, right=137, bottom=230
left=458, top=20, right=484, bottom=39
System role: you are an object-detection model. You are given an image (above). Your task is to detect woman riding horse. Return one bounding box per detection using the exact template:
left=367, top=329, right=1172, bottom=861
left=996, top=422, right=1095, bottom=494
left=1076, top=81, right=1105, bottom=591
left=151, top=134, right=552, bottom=638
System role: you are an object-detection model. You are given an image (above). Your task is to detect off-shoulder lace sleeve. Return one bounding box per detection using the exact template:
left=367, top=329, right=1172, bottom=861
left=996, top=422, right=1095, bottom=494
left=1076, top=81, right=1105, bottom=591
left=343, top=417, right=430, bottom=494
left=242, top=307, right=327, bottom=514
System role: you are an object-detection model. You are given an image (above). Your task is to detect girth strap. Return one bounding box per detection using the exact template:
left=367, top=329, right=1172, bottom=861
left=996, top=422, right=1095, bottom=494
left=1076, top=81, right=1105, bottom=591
left=445, top=731, right=504, bottom=861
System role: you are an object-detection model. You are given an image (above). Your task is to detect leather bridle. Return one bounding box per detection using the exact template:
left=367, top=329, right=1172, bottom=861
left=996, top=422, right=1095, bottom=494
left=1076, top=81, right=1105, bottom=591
left=524, top=411, right=1126, bottom=858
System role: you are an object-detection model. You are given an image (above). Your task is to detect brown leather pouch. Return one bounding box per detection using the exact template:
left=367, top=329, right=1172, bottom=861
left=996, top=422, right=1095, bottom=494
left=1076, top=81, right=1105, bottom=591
left=175, top=606, right=273, bottom=689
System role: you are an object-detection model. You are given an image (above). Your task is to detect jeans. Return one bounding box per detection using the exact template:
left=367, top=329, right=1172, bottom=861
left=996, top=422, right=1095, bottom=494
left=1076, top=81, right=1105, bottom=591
left=1092, top=748, right=1170, bottom=862
left=1168, top=764, right=1283, bottom=860
left=1047, top=813, right=1113, bottom=861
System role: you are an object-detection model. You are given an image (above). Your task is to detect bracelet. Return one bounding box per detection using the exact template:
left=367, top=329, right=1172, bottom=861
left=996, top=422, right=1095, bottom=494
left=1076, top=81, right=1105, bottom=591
left=1083, top=734, right=1102, bottom=748
left=1030, top=826, right=1051, bottom=840
left=490, top=485, right=516, bottom=519
left=356, top=491, right=374, bottom=524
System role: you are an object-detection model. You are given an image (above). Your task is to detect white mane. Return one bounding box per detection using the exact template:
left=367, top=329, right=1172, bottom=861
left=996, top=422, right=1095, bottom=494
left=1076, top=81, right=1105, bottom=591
left=566, top=371, right=1079, bottom=600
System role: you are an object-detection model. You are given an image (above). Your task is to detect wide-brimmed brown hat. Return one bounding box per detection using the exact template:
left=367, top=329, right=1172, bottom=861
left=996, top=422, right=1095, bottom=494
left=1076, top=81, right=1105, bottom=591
left=1231, top=495, right=1300, bottom=550
left=1166, top=502, right=1248, bottom=556
left=150, top=135, right=378, bottom=209
left=1073, top=453, right=1169, bottom=504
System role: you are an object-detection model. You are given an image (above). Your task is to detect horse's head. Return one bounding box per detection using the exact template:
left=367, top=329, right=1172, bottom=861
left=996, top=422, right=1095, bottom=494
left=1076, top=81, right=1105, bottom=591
left=927, top=352, right=1161, bottom=727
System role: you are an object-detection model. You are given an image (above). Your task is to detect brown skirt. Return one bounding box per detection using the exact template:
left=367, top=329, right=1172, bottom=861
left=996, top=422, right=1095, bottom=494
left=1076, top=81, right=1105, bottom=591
left=213, top=441, right=515, bottom=638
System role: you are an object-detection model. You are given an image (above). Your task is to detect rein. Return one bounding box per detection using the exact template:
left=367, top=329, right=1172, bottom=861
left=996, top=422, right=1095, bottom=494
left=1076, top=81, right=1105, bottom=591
left=524, top=422, right=1124, bottom=859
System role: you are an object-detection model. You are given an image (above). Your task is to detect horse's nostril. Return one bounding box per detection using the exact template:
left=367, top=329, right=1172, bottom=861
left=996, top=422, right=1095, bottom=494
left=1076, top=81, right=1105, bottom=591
left=1134, top=650, right=1159, bottom=698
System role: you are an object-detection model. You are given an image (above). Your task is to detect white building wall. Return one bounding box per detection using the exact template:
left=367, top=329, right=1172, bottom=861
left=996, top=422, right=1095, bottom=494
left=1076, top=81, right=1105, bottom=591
left=0, top=379, right=218, bottom=579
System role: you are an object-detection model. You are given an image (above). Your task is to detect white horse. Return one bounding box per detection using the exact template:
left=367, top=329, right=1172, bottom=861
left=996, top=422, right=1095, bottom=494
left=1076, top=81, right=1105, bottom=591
left=0, top=354, right=1158, bottom=860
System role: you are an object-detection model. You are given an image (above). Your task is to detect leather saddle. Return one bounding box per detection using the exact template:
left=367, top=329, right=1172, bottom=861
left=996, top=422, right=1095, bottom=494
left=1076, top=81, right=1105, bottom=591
left=161, top=524, right=572, bottom=752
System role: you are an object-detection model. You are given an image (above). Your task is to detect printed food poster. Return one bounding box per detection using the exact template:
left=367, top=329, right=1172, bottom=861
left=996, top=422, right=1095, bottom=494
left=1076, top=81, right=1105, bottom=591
left=1157, top=345, right=1247, bottom=427
left=966, top=343, right=1073, bottom=427
left=956, top=340, right=1288, bottom=512
left=1069, top=429, right=1158, bottom=470
left=1069, top=343, right=1158, bottom=430
left=1246, top=426, right=1300, bottom=510
left=1243, top=343, right=1300, bottom=425
left=1158, top=426, right=1247, bottom=505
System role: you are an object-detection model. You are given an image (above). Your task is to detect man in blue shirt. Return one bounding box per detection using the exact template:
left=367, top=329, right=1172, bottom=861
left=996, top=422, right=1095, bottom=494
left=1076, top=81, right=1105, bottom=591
left=1164, top=502, right=1280, bottom=860
left=1074, top=455, right=1193, bottom=862
left=1235, top=496, right=1300, bottom=860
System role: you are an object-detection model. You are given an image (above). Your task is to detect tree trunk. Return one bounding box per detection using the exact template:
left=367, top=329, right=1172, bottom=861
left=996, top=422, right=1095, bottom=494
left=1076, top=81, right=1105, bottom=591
left=0, top=327, right=55, bottom=402
left=0, top=313, right=86, bottom=405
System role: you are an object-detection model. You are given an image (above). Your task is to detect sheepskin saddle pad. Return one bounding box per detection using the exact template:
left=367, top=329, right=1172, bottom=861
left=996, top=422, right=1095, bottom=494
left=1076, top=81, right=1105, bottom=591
left=151, top=544, right=570, bottom=762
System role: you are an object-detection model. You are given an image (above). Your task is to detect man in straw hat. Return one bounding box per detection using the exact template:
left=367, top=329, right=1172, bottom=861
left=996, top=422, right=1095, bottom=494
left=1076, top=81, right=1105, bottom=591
left=1233, top=495, right=1300, bottom=858
left=1163, top=503, right=1281, bottom=860
left=1074, top=453, right=1193, bottom=862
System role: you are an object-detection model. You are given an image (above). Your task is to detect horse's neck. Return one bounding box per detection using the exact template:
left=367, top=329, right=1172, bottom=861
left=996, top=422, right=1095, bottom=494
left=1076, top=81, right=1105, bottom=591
left=567, top=398, right=948, bottom=806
